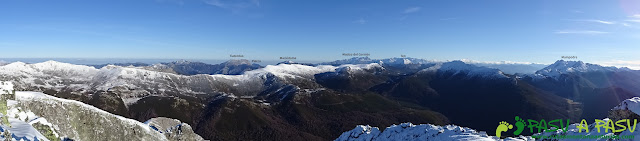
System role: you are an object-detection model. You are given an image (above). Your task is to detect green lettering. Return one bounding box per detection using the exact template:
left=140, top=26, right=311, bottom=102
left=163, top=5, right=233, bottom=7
left=563, top=119, right=570, bottom=132
left=628, top=119, right=637, bottom=133
left=547, top=119, right=560, bottom=132
left=604, top=119, right=615, bottom=133
left=537, top=119, right=547, bottom=133
left=528, top=119, right=539, bottom=133
left=595, top=119, right=606, bottom=133
left=615, top=119, right=627, bottom=133
left=577, top=119, right=589, bottom=133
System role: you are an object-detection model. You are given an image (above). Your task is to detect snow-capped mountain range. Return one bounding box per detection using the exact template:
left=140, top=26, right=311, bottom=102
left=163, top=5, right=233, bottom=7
left=420, top=61, right=509, bottom=79
left=0, top=60, right=386, bottom=105
left=320, top=57, right=550, bottom=74
left=0, top=58, right=638, bottom=140
left=320, top=57, right=437, bottom=66
left=518, top=60, right=638, bottom=93
left=0, top=59, right=633, bottom=105
left=536, top=60, right=623, bottom=77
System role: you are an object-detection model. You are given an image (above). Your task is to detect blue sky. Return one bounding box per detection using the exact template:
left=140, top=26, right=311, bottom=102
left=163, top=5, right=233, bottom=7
left=1, top=0, right=639, bottom=68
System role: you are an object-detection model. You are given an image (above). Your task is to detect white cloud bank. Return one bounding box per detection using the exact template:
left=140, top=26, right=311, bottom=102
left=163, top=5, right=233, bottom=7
left=595, top=60, right=640, bottom=70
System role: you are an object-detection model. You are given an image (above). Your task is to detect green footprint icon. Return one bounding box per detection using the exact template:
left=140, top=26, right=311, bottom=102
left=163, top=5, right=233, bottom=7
left=495, top=121, right=513, bottom=138
left=513, top=116, right=526, bottom=135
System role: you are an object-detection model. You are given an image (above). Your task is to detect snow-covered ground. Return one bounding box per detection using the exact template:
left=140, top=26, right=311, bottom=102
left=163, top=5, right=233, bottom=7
left=1, top=81, right=52, bottom=141
left=613, top=97, right=640, bottom=114
left=2, top=115, right=52, bottom=141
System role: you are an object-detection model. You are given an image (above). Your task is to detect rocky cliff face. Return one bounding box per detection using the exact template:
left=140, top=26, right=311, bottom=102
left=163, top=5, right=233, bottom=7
left=13, top=91, right=167, bottom=141
left=144, top=117, right=204, bottom=141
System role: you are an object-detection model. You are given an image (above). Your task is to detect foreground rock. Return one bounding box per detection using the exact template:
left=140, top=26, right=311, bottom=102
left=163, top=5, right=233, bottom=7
left=145, top=117, right=204, bottom=141
left=0, top=81, right=203, bottom=141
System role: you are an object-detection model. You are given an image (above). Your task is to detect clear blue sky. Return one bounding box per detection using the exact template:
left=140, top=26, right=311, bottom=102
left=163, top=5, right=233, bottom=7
left=1, top=0, right=639, bottom=68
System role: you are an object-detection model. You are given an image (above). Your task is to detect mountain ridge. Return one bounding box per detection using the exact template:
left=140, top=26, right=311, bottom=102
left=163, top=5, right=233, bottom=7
left=1, top=58, right=639, bottom=140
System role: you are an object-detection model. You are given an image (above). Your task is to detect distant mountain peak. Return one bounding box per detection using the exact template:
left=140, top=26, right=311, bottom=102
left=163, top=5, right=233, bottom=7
left=535, top=60, right=618, bottom=77
left=276, top=60, right=315, bottom=66
left=277, top=60, right=296, bottom=64
left=42, top=60, right=63, bottom=64
left=348, top=57, right=372, bottom=61
left=379, top=58, right=412, bottom=65
left=437, top=61, right=507, bottom=78
left=551, top=60, right=586, bottom=67
left=320, top=57, right=375, bottom=66
left=377, top=57, right=438, bottom=66
left=3, top=60, right=99, bottom=73
left=0, top=60, right=8, bottom=66
left=160, top=60, right=262, bottom=75
left=173, top=59, right=193, bottom=64
left=223, top=59, right=252, bottom=65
